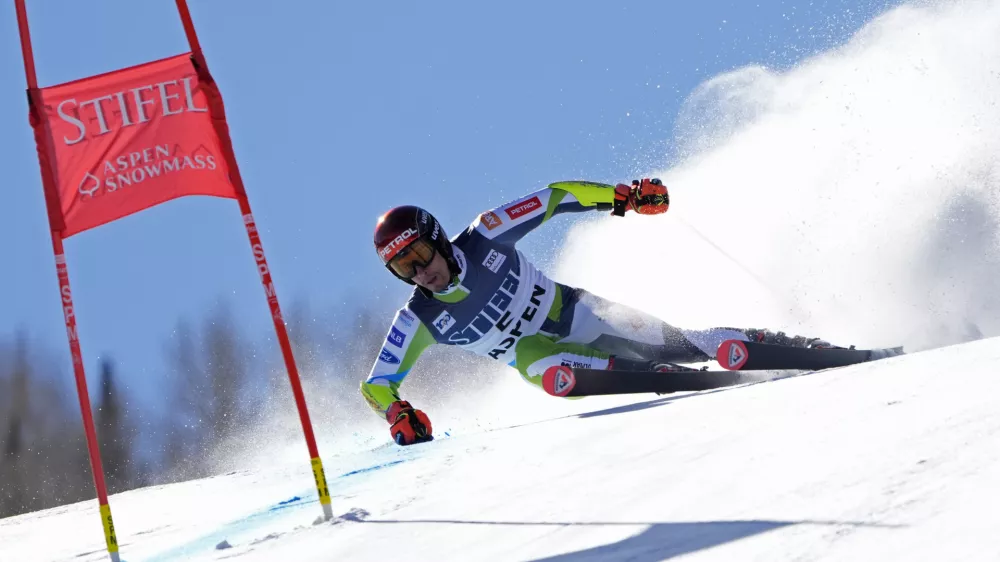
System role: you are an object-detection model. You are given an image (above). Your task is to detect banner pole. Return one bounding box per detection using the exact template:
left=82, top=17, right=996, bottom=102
left=52, top=240, right=121, bottom=561
left=15, top=1, right=121, bottom=560
left=174, top=0, right=333, bottom=520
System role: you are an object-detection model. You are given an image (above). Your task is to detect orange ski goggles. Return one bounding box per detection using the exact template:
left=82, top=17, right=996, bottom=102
left=387, top=238, right=437, bottom=279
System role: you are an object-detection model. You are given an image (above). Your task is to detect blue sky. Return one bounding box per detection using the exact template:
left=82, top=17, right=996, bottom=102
left=0, top=1, right=898, bottom=405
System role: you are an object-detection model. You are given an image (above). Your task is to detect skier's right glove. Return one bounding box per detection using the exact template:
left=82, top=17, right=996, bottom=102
left=386, top=400, right=433, bottom=446
left=612, top=178, right=669, bottom=216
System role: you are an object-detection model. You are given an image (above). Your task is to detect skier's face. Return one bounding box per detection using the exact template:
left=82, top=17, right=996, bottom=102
left=411, top=251, right=451, bottom=292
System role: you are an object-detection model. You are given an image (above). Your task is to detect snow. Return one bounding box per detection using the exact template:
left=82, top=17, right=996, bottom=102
left=2, top=336, right=999, bottom=561
left=552, top=0, right=1000, bottom=357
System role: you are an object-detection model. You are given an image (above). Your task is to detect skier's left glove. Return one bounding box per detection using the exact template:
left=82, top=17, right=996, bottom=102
left=386, top=400, right=433, bottom=446
left=612, top=178, right=669, bottom=216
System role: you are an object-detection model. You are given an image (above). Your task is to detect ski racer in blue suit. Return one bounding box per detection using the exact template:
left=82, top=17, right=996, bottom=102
left=363, top=179, right=830, bottom=445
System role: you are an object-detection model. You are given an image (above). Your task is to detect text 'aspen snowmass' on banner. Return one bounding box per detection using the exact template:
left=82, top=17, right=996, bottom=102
left=32, top=52, right=238, bottom=237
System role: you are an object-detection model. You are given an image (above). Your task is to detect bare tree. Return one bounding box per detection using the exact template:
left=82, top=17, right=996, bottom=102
left=203, top=303, right=252, bottom=446
left=95, top=357, right=137, bottom=494
left=0, top=333, right=27, bottom=515
left=159, top=316, right=207, bottom=482
left=158, top=302, right=258, bottom=480
left=0, top=331, right=95, bottom=518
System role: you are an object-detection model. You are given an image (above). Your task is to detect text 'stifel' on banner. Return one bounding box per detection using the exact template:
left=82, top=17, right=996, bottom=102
left=31, top=52, right=237, bottom=237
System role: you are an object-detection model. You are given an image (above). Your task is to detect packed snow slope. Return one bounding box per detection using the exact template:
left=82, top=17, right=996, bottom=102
left=2, top=336, right=1000, bottom=561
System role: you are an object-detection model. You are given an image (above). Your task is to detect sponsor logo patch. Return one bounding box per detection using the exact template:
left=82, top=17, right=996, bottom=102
left=482, top=249, right=507, bottom=273
left=718, top=340, right=749, bottom=370
left=432, top=311, right=456, bottom=334
left=728, top=343, right=745, bottom=366
left=378, top=227, right=418, bottom=261
left=543, top=365, right=576, bottom=397
left=554, top=369, right=574, bottom=394
left=379, top=348, right=401, bottom=364
left=398, top=309, right=415, bottom=327
left=387, top=326, right=406, bottom=347
left=480, top=211, right=503, bottom=230
left=504, top=196, right=542, bottom=220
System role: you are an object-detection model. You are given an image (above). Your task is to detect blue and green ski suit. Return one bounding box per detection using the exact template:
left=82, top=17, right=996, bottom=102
left=361, top=181, right=749, bottom=416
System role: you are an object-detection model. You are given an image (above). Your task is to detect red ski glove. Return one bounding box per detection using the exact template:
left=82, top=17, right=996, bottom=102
left=612, top=178, right=669, bottom=216
left=386, top=400, right=433, bottom=446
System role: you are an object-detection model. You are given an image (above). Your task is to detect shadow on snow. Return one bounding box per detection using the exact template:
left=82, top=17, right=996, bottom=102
left=341, top=512, right=899, bottom=561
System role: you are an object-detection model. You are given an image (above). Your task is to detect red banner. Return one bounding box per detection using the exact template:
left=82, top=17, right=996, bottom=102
left=31, top=52, right=237, bottom=237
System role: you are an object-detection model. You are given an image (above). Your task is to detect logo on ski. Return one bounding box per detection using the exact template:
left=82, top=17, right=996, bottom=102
left=717, top=340, right=749, bottom=370
left=542, top=365, right=576, bottom=397
left=729, top=344, right=744, bottom=366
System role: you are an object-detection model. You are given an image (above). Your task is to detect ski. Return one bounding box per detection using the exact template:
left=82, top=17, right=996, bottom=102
left=716, top=339, right=904, bottom=371
left=542, top=365, right=746, bottom=398
left=540, top=341, right=905, bottom=398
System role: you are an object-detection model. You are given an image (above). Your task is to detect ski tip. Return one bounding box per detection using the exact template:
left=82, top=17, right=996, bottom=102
left=717, top=339, right=749, bottom=370
left=542, top=365, right=576, bottom=397
left=868, top=346, right=906, bottom=361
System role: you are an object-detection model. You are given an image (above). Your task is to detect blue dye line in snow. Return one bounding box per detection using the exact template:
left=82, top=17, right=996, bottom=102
left=268, top=495, right=303, bottom=512
left=143, top=458, right=410, bottom=561
left=340, top=459, right=406, bottom=477
left=142, top=499, right=312, bottom=562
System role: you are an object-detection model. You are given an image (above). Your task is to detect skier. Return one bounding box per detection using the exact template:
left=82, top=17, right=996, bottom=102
left=362, top=179, right=835, bottom=445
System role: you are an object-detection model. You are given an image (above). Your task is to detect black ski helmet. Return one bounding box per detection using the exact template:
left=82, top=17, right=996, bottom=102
left=374, top=205, right=460, bottom=288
